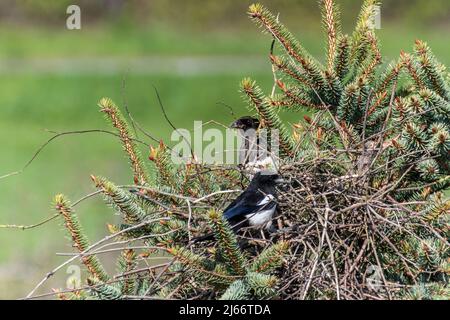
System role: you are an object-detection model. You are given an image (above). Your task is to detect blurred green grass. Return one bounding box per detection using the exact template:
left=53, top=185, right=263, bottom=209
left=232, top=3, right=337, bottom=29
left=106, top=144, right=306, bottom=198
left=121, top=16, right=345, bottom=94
left=0, top=21, right=449, bottom=298
left=0, top=25, right=268, bottom=58
left=0, top=23, right=449, bottom=60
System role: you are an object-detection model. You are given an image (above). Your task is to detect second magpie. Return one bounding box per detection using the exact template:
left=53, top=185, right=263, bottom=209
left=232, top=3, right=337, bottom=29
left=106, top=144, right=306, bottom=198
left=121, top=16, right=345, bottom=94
left=193, top=171, right=284, bottom=243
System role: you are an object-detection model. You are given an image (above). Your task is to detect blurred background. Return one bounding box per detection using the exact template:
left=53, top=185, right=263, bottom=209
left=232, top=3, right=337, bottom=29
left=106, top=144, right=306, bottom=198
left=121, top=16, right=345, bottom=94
left=0, top=0, right=448, bottom=299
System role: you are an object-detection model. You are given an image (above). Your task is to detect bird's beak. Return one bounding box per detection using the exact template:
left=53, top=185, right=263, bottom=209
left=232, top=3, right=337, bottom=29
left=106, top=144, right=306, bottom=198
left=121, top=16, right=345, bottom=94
left=230, top=122, right=242, bottom=129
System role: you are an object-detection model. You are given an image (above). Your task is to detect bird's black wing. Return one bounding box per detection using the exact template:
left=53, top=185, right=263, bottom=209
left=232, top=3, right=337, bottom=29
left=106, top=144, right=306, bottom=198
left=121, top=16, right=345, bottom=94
left=223, top=189, right=273, bottom=220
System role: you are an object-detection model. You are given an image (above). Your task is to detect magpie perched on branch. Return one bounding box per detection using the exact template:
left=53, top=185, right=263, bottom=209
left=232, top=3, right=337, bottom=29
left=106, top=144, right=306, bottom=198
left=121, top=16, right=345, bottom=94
left=192, top=171, right=284, bottom=243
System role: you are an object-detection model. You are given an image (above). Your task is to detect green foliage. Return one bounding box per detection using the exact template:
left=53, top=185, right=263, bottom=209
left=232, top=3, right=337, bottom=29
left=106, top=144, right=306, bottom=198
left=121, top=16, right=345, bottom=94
left=54, top=194, right=109, bottom=283
left=116, top=249, right=138, bottom=295
left=98, top=97, right=150, bottom=186
left=91, top=175, right=148, bottom=225
left=220, top=280, right=250, bottom=300
left=207, top=209, right=247, bottom=276
left=241, top=78, right=296, bottom=156
left=149, top=140, right=178, bottom=192
left=248, top=1, right=449, bottom=187
left=165, top=212, right=289, bottom=299
left=414, top=40, right=450, bottom=100
left=167, top=246, right=236, bottom=289
left=164, top=215, right=289, bottom=299
left=401, top=283, right=450, bottom=300
left=250, top=241, right=289, bottom=273
left=87, top=277, right=123, bottom=300
left=220, top=272, right=278, bottom=300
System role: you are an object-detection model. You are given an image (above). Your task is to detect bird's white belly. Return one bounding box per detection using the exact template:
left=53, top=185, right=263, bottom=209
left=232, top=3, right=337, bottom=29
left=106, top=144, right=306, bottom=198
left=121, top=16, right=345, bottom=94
left=246, top=207, right=275, bottom=226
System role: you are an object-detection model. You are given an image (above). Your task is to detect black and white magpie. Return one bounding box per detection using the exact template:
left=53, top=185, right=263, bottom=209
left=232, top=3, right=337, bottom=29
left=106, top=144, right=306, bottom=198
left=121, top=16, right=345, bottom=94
left=192, top=171, right=283, bottom=243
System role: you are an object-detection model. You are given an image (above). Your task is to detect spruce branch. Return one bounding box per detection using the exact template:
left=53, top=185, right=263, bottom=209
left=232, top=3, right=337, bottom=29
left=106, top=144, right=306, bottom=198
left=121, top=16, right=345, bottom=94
left=220, top=280, right=250, bottom=300
left=248, top=3, right=326, bottom=93
left=333, top=35, right=351, bottom=81
left=401, top=52, right=427, bottom=90
left=54, top=194, right=109, bottom=282
left=250, top=241, right=289, bottom=273
left=149, top=140, right=178, bottom=191
left=428, top=123, right=450, bottom=156
left=270, top=54, right=312, bottom=87
left=423, top=193, right=450, bottom=221
left=356, top=31, right=382, bottom=82
left=414, top=40, right=450, bottom=100
left=246, top=272, right=278, bottom=299
left=323, top=70, right=343, bottom=106
left=351, top=0, right=380, bottom=66
left=207, top=209, right=247, bottom=276
left=91, top=175, right=148, bottom=225
left=377, top=59, right=403, bottom=94
left=98, top=97, right=150, bottom=185
left=276, top=80, right=319, bottom=110
left=220, top=273, right=278, bottom=300
left=167, top=246, right=236, bottom=288
left=87, top=277, right=122, bottom=300
left=116, top=249, right=138, bottom=295
left=320, top=0, right=341, bottom=71
left=337, top=83, right=360, bottom=123
left=241, top=78, right=296, bottom=156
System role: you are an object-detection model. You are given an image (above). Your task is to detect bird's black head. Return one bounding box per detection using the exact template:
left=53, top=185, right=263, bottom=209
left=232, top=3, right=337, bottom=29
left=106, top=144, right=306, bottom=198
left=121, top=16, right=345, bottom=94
left=230, top=116, right=260, bottom=131
left=250, top=171, right=284, bottom=187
